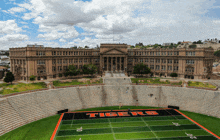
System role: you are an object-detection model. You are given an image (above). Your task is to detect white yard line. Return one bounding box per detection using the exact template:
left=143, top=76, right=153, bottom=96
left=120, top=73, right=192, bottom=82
left=141, top=117, right=159, bottom=140
left=108, top=118, right=117, bottom=140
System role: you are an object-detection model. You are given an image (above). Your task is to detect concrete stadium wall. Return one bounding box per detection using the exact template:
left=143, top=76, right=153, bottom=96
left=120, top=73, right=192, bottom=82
left=0, top=85, right=220, bottom=136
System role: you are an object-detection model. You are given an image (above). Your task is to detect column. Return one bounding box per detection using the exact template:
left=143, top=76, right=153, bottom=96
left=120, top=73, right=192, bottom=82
left=116, top=57, right=118, bottom=71
left=120, top=57, right=121, bottom=71
left=124, top=57, right=127, bottom=72
left=111, top=57, right=113, bottom=71
left=107, top=57, right=109, bottom=71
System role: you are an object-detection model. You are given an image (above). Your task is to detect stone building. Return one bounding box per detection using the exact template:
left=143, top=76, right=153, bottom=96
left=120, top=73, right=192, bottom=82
left=9, top=43, right=214, bottom=81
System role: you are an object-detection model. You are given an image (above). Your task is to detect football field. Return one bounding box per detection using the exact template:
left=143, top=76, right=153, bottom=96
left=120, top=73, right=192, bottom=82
left=51, top=108, right=220, bottom=140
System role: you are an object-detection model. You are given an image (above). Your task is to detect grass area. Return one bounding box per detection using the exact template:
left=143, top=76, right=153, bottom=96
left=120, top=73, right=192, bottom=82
left=131, top=78, right=182, bottom=85
left=53, top=78, right=103, bottom=87
left=188, top=81, right=216, bottom=89
left=0, top=82, right=47, bottom=95
left=0, top=106, right=220, bottom=140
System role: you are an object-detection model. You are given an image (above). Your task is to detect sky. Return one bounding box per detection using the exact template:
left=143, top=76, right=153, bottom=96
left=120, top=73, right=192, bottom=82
left=0, top=0, right=220, bottom=50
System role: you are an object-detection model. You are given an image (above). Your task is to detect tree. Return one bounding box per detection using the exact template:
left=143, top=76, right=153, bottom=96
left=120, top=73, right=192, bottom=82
left=214, top=50, right=220, bottom=57
left=30, top=75, right=36, bottom=82
left=130, top=46, right=135, bottom=49
left=170, top=73, right=178, bottom=77
left=4, top=72, right=15, bottom=84
left=133, top=63, right=151, bottom=76
left=189, top=44, right=197, bottom=48
left=82, top=64, right=97, bottom=77
left=177, top=41, right=181, bottom=44
left=66, top=65, right=80, bottom=76
left=85, top=46, right=89, bottom=49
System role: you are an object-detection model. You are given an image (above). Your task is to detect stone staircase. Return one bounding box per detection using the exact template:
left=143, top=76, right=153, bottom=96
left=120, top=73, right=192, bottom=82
left=104, top=78, right=131, bottom=86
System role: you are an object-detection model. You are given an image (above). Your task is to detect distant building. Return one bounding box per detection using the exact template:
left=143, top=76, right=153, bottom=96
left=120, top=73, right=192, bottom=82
left=204, top=38, right=220, bottom=44
left=162, top=43, right=173, bottom=46
left=10, top=43, right=214, bottom=81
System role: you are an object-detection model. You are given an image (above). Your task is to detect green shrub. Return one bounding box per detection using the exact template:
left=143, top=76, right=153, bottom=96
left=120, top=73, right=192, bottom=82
left=30, top=75, right=36, bottom=81
left=59, top=74, right=62, bottom=77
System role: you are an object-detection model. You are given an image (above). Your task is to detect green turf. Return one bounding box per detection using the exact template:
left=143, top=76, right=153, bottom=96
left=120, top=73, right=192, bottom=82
left=155, top=129, right=211, bottom=138
left=57, top=128, right=112, bottom=136
left=55, top=134, right=114, bottom=140
left=150, top=124, right=201, bottom=131
left=115, top=131, right=156, bottom=139
left=1, top=106, right=220, bottom=140
left=60, top=123, right=110, bottom=130
left=146, top=120, right=193, bottom=126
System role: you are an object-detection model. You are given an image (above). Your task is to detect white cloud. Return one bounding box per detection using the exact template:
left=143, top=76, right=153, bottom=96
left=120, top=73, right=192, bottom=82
left=3, top=0, right=220, bottom=48
left=0, top=20, right=29, bottom=49
left=22, top=25, right=29, bottom=28
left=8, top=7, right=26, bottom=14
left=59, top=38, right=66, bottom=42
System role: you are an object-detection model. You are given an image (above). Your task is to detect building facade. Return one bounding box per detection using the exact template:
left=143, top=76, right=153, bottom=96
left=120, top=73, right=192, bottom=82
left=9, top=43, right=214, bottom=81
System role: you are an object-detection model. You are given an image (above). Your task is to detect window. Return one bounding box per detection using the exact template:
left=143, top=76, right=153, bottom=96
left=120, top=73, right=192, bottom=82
left=161, top=65, right=166, bottom=71
left=140, top=59, right=143, bottom=62
left=185, top=67, right=194, bottom=72
left=53, top=59, right=56, bottom=64
left=168, top=59, right=172, bottom=64
left=174, top=66, right=178, bottom=71
left=150, top=59, right=154, bottom=63
left=95, top=59, right=99, bottom=62
left=63, top=66, right=68, bottom=71
left=63, top=59, right=67, bottom=64
left=168, top=66, right=172, bottom=70
left=74, top=59, right=78, bottom=63
left=174, top=60, right=178, bottom=64
left=84, top=59, right=87, bottom=63
left=52, top=66, right=56, bottom=71
left=150, top=52, right=154, bottom=56
left=69, top=59, right=73, bottom=63
left=150, top=65, right=154, bottom=70
left=186, top=51, right=195, bottom=56
left=36, top=51, right=45, bottom=56
left=63, top=51, right=65, bottom=55
left=156, top=65, right=160, bottom=70
left=128, top=59, right=133, bottom=62
left=156, top=59, right=160, bottom=63
left=168, top=52, right=172, bottom=56
left=79, top=59, right=82, bottom=63
left=145, top=59, right=148, bottom=62
left=37, top=60, right=45, bottom=65
left=24, top=60, right=26, bottom=65
left=57, top=59, right=62, bottom=64
left=58, top=66, right=62, bottom=71
left=186, top=60, right=195, bottom=64
left=162, top=59, right=166, bottom=63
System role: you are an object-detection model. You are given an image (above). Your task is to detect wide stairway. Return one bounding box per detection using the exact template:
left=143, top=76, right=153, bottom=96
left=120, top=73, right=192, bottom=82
left=104, top=71, right=126, bottom=78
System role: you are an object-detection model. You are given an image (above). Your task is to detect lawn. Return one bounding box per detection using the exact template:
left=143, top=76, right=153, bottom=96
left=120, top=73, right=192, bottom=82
left=53, top=78, right=103, bottom=87
left=0, top=82, right=47, bottom=95
left=188, top=81, right=216, bottom=89
left=131, top=78, right=182, bottom=85
left=0, top=106, right=220, bottom=140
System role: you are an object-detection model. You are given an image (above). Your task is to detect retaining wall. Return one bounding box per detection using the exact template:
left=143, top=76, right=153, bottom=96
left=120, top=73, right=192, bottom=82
left=0, top=85, right=220, bottom=136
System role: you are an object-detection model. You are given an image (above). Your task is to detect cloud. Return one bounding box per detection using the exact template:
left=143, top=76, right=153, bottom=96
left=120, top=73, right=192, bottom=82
left=22, top=25, right=29, bottom=28
left=37, top=24, right=79, bottom=40
left=3, top=0, right=220, bottom=49
left=8, top=7, right=26, bottom=14
left=0, top=20, right=29, bottom=49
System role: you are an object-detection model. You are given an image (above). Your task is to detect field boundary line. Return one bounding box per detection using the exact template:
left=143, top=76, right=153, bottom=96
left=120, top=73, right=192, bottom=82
left=175, top=109, right=220, bottom=139
left=50, top=113, right=64, bottom=140
left=108, top=118, right=117, bottom=140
